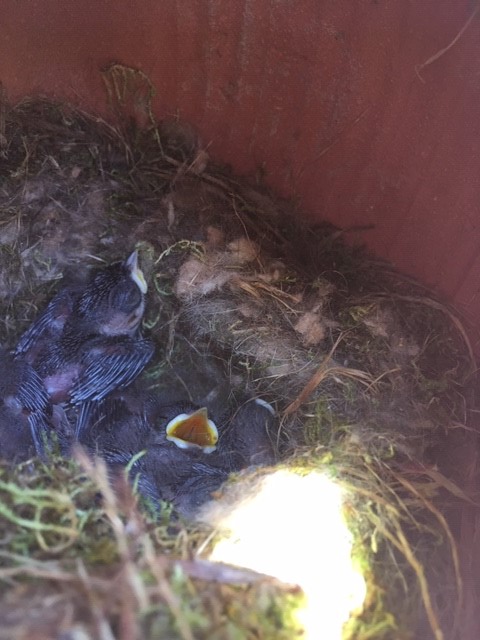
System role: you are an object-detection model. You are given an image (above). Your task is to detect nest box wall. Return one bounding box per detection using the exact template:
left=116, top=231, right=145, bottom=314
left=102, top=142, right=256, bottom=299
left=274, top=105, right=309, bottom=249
left=1, top=0, right=479, bottom=347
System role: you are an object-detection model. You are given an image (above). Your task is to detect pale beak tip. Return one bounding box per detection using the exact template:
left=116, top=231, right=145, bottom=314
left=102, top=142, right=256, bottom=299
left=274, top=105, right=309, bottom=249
left=127, top=250, right=148, bottom=294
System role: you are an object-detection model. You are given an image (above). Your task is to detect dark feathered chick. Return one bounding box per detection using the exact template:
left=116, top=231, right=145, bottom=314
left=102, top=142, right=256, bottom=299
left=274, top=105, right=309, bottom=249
left=78, top=390, right=277, bottom=519
left=15, top=252, right=154, bottom=436
left=143, top=450, right=230, bottom=520
left=76, top=395, right=228, bottom=519
left=141, top=397, right=277, bottom=518
left=0, top=348, right=53, bottom=460
left=77, top=393, right=222, bottom=464
left=142, top=395, right=277, bottom=467
left=220, top=398, right=277, bottom=467
left=70, top=250, right=148, bottom=338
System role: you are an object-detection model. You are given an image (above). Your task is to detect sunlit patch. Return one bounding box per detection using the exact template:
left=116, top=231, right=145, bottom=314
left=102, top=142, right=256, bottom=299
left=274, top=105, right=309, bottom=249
left=202, top=470, right=366, bottom=640
left=166, top=407, right=218, bottom=453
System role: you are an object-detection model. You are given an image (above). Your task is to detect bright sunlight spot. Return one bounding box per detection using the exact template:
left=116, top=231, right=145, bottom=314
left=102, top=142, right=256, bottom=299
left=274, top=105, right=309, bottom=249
left=206, top=470, right=366, bottom=640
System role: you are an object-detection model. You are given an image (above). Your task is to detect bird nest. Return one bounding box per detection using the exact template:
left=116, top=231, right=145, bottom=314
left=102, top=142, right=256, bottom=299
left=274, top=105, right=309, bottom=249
left=0, top=67, right=478, bottom=639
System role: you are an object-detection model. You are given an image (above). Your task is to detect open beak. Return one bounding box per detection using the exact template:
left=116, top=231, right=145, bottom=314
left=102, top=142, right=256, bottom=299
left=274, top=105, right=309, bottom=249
left=166, top=407, right=218, bottom=453
left=126, top=250, right=148, bottom=294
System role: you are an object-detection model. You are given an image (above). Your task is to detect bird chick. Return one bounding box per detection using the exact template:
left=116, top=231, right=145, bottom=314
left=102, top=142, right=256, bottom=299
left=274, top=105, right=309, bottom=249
left=71, top=250, right=148, bottom=338
left=221, top=398, right=277, bottom=468
left=78, top=393, right=222, bottom=464
left=15, top=252, right=154, bottom=437
left=142, top=397, right=277, bottom=518
left=78, top=389, right=278, bottom=520
left=0, top=348, right=53, bottom=460
left=77, top=394, right=228, bottom=520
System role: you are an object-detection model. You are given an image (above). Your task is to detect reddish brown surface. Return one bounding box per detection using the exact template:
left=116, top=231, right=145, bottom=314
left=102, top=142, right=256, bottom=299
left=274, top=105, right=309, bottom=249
left=1, top=0, right=479, bottom=347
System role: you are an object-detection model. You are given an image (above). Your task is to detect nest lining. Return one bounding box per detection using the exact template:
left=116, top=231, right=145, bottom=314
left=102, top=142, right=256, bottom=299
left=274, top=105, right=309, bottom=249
left=0, top=68, right=477, bottom=640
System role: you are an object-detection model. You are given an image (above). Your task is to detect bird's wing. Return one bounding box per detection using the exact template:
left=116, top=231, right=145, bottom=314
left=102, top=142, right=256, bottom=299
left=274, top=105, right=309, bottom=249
left=15, top=287, right=76, bottom=357
left=75, top=399, right=102, bottom=440
left=70, top=337, right=154, bottom=404
left=190, top=461, right=230, bottom=479
left=75, top=396, right=135, bottom=441
left=16, top=362, right=50, bottom=412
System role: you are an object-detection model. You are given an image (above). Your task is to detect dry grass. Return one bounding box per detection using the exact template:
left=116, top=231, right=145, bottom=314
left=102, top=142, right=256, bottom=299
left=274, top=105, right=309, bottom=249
left=0, top=451, right=305, bottom=639
left=0, top=67, right=478, bottom=638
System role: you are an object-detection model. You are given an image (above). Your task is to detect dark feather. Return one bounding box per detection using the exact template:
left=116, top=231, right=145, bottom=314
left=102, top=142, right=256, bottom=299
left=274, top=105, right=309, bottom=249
left=14, top=254, right=152, bottom=430
left=0, top=349, right=54, bottom=459
left=76, top=389, right=278, bottom=521
left=15, top=286, right=77, bottom=358
left=70, top=337, right=154, bottom=404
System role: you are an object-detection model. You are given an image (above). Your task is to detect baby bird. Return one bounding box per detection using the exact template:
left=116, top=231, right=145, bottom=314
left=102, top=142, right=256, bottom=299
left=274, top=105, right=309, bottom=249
left=78, top=390, right=277, bottom=519
left=77, top=392, right=222, bottom=465
left=221, top=398, right=277, bottom=468
left=0, top=348, right=52, bottom=460
left=142, top=396, right=277, bottom=518
left=15, top=252, right=154, bottom=437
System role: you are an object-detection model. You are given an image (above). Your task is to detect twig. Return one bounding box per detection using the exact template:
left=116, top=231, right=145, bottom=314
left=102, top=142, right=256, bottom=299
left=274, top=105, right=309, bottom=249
left=392, top=472, right=463, bottom=638
left=375, top=519, right=444, bottom=640
left=282, top=332, right=373, bottom=416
